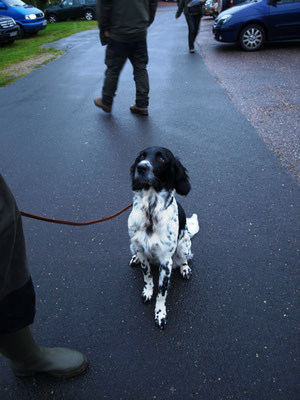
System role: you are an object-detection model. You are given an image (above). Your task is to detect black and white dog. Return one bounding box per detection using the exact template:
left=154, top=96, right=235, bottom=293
left=128, top=147, right=199, bottom=329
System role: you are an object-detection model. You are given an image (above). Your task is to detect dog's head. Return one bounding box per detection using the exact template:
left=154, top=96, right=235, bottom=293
left=130, top=147, right=190, bottom=195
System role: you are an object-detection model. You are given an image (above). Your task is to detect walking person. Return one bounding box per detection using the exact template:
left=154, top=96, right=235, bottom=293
left=175, top=0, right=205, bottom=53
left=94, top=0, right=158, bottom=116
left=0, top=174, right=88, bottom=378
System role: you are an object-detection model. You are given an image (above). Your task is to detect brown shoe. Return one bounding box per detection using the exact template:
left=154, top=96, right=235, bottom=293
left=130, top=104, right=148, bottom=116
left=94, top=97, right=112, bottom=113
left=189, top=48, right=195, bottom=54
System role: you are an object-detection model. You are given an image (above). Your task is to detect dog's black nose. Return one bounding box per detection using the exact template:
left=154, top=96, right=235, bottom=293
left=137, top=163, right=149, bottom=174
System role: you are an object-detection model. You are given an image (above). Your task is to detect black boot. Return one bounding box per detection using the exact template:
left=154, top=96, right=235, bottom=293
left=0, top=327, right=88, bottom=378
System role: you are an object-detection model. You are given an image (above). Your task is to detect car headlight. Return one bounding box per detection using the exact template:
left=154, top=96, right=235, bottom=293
left=25, top=14, right=37, bottom=20
left=218, top=14, right=232, bottom=26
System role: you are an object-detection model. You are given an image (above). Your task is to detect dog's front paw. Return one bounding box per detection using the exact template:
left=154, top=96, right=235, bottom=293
left=141, top=284, right=153, bottom=303
left=180, top=264, right=192, bottom=279
left=129, top=255, right=140, bottom=267
left=155, top=308, right=167, bottom=329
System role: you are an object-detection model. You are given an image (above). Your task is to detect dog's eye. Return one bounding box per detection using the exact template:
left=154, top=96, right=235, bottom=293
left=157, top=156, right=165, bottom=163
left=139, top=154, right=145, bottom=161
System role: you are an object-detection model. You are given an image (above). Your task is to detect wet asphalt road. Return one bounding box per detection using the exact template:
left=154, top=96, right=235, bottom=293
left=0, top=5, right=299, bottom=400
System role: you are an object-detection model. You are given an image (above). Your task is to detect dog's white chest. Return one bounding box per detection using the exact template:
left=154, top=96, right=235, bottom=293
left=128, top=190, right=178, bottom=261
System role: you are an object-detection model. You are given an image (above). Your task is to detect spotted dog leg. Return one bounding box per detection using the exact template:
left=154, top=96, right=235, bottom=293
left=180, top=263, right=192, bottom=279
left=129, top=243, right=140, bottom=267
left=129, top=254, right=140, bottom=267
left=138, top=255, right=154, bottom=303
left=174, top=229, right=193, bottom=279
left=155, top=261, right=172, bottom=329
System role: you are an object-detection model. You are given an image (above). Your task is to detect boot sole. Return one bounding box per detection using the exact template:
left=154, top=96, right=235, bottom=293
left=130, top=108, right=148, bottom=116
left=14, top=360, right=89, bottom=379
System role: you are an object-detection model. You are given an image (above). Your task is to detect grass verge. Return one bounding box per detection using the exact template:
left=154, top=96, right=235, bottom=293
left=0, top=20, right=97, bottom=87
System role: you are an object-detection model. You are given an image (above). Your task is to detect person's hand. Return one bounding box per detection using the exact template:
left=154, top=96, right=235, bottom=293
left=104, top=31, right=109, bottom=37
left=100, top=31, right=109, bottom=46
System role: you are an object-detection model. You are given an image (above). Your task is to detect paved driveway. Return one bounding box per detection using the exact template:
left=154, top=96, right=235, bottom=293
left=0, top=6, right=299, bottom=400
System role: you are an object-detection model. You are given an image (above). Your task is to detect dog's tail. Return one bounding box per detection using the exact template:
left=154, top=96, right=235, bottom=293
left=186, top=213, right=199, bottom=238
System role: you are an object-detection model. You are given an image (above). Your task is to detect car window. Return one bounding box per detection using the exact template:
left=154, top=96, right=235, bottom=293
left=73, top=0, right=85, bottom=5
left=62, top=0, right=73, bottom=6
left=276, top=0, right=296, bottom=4
left=5, top=0, right=26, bottom=6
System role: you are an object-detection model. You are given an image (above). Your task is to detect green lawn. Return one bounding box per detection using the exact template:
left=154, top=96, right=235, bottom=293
left=0, top=20, right=97, bottom=86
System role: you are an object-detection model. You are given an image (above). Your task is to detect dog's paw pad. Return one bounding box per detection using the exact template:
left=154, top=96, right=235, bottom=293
left=155, top=309, right=167, bottom=329
left=155, top=316, right=167, bottom=330
left=129, top=255, right=140, bottom=267
left=180, top=264, right=192, bottom=279
left=142, top=286, right=153, bottom=303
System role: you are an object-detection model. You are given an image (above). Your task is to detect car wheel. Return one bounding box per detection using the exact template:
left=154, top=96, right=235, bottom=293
left=239, top=24, right=265, bottom=51
left=16, top=24, right=24, bottom=39
left=84, top=9, right=94, bottom=21
left=48, top=13, right=58, bottom=23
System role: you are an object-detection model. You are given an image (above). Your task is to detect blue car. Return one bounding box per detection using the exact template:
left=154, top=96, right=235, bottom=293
left=0, top=0, right=47, bottom=38
left=213, top=0, right=300, bottom=51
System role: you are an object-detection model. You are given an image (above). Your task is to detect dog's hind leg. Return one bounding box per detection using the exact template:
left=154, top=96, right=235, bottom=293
left=173, top=230, right=193, bottom=279
left=180, top=263, right=192, bottom=280
left=155, top=260, right=172, bottom=329
left=186, top=213, right=199, bottom=238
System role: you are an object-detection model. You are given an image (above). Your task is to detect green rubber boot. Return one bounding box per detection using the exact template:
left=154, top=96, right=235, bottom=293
left=0, top=327, right=88, bottom=378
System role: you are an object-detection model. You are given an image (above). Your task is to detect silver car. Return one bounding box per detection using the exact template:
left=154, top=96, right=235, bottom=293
left=203, top=0, right=218, bottom=18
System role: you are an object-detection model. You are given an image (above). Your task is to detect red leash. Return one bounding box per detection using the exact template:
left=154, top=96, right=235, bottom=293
left=20, top=203, right=133, bottom=226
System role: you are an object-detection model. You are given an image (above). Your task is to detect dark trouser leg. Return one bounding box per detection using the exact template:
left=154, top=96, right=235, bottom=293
left=102, top=39, right=128, bottom=106
left=129, top=40, right=149, bottom=108
left=194, top=14, right=202, bottom=44
left=0, top=174, right=35, bottom=335
left=186, top=14, right=202, bottom=50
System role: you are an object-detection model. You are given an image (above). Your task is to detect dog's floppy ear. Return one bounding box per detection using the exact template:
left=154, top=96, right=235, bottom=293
left=174, top=158, right=191, bottom=195
left=130, top=162, right=136, bottom=178
left=130, top=157, right=139, bottom=178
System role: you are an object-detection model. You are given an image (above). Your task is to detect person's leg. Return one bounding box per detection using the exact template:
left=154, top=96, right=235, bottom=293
left=0, top=175, right=88, bottom=378
left=128, top=40, right=149, bottom=111
left=185, top=14, right=195, bottom=51
left=101, top=39, right=129, bottom=107
left=0, top=174, right=35, bottom=335
left=186, top=14, right=201, bottom=51
left=193, top=14, right=202, bottom=45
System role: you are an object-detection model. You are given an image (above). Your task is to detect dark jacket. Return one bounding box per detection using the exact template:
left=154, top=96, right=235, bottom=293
left=176, top=0, right=204, bottom=18
left=97, top=0, right=158, bottom=44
